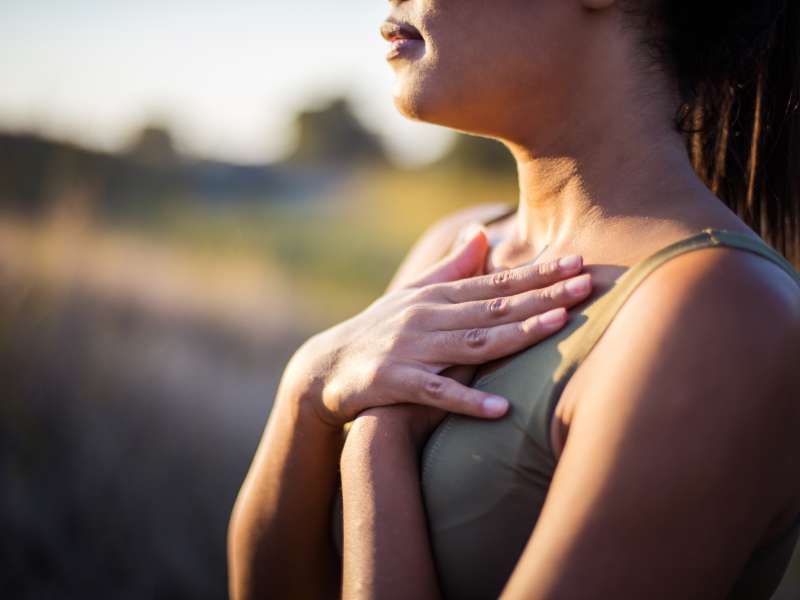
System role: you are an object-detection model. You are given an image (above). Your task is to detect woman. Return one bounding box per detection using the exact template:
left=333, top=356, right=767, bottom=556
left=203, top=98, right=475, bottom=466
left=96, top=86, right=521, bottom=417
left=229, top=0, right=800, bottom=598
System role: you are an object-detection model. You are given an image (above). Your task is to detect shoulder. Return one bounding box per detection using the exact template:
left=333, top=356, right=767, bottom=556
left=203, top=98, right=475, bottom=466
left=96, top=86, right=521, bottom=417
left=579, top=240, right=800, bottom=396
left=567, top=241, right=800, bottom=514
left=566, top=240, right=800, bottom=403
left=511, top=244, right=800, bottom=597
left=386, top=202, right=513, bottom=292
left=608, top=242, right=800, bottom=381
left=578, top=239, right=800, bottom=426
left=641, top=238, right=799, bottom=312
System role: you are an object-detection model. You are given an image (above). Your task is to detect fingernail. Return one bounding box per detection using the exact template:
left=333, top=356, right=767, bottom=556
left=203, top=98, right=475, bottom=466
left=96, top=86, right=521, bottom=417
left=540, top=307, right=567, bottom=326
left=558, top=255, right=582, bottom=270
left=482, top=396, right=509, bottom=417
left=565, top=274, right=591, bottom=297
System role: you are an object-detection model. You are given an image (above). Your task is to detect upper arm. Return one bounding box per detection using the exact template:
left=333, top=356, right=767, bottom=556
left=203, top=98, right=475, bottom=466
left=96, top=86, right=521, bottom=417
left=385, top=202, right=512, bottom=293
left=501, top=248, right=800, bottom=599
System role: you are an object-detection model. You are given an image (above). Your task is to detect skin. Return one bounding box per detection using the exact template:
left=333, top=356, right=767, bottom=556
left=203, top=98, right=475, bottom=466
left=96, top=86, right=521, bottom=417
left=340, top=0, right=800, bottom=598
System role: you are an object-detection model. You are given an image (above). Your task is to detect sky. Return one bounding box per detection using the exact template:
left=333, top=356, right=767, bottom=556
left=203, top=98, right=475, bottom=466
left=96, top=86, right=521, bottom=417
left=0, top=0, right=452, bottom=165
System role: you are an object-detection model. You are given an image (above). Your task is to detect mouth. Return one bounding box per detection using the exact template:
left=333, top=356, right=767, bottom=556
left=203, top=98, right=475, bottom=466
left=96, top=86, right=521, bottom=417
left=380, top=20, right=424, bottom=61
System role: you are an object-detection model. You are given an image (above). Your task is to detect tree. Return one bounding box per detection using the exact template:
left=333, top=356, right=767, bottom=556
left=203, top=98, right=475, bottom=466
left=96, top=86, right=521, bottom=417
left=288, top=99, right=386, bottom=166
left=126, top=125, right=179, bottom=167
left=437, top=133, right=515, bottom=173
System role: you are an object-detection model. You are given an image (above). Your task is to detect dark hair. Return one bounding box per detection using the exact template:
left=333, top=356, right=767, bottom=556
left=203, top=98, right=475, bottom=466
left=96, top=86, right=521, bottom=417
left=631, top=1, right=800, bottom=267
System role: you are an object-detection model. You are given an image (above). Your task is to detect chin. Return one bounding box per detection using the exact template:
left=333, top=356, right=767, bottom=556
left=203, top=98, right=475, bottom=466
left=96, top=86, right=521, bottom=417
left=391, top=68, right=475, bottom=132
left=392, top=84, right=427, bottom=122
left=391, top=73, right=512, bottom=142
left=390, top=65, right=436, bottom=123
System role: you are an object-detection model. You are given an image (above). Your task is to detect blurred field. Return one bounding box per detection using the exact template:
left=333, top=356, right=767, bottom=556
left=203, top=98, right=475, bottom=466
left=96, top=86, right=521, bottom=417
left=2, top=122, right=799, bottom=598
left=0, top=149, right=522, bottom=597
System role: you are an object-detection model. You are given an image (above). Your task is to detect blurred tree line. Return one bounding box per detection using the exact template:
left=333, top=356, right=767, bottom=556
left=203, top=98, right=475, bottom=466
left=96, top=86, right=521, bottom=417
left=0, top=97, right=514, bottom=219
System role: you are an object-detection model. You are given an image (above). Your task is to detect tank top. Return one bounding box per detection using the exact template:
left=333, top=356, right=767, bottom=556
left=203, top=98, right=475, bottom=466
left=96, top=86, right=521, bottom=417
left=332, top=206, right=800, bottom=599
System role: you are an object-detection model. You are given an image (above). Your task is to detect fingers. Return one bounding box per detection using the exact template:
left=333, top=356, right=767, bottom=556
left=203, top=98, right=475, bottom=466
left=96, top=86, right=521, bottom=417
left=391, top=366, right=511, bottom=419
left=425, top=307, right=571, bottom=365
left=431, top=254, right=584, bottom=303
left=410, top=224, right=489, bottom=288
left=429, top=272, right=592, bottom=330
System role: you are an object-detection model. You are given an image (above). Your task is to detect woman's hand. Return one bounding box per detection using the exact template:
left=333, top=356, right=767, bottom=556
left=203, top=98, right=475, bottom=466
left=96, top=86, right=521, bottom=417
left=288, top=226, right=592, bottom=428
left=229, top=222, right=591, bottom=600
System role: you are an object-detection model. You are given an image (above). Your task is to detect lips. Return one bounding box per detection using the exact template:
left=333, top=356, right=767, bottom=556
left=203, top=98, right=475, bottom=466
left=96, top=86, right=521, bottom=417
left=380, top=20, right=424, bottom=61
left=380, top=21, right=423, bottom=43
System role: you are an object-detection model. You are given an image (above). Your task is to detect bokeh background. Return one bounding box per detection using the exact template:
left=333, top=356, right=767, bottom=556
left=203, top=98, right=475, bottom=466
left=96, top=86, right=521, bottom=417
left=0, top=2, right=797, bottom=598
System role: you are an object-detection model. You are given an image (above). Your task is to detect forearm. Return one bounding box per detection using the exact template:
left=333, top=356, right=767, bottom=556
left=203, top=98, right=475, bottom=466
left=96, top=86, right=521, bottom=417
left=340, top=412, right=442, bottom=600
left=228, top=368, right=344, bottom=600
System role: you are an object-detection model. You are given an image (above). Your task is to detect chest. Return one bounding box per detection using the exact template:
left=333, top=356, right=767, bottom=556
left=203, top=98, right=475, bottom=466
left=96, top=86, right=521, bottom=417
left=419, top=331, right=569, bottom=599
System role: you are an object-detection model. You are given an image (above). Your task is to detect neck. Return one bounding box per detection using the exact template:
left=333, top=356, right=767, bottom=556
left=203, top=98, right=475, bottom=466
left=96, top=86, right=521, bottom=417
left=491, top=32, right=713, bottom=259
left=502, top=111, right=704, bottom=258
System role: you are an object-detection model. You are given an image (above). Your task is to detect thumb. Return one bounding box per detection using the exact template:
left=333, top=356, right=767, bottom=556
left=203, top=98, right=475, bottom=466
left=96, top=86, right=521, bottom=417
left=412, top=224, right=489, bottom=287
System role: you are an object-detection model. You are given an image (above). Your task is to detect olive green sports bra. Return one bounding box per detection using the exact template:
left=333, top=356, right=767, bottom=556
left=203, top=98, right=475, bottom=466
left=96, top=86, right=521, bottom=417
left=332, top=210, right=800, bottom=599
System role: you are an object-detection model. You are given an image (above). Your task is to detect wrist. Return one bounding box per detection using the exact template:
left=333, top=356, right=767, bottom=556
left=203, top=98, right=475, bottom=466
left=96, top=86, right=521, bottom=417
left=275, top=369, right=342, bottom=443
left=352, top=405, right=445, bottom=449
left=270, top=383, right=344, bottom=449
left=341, top=408, right=420, bottom=470
left=280, top=332, right=344, bottom=429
